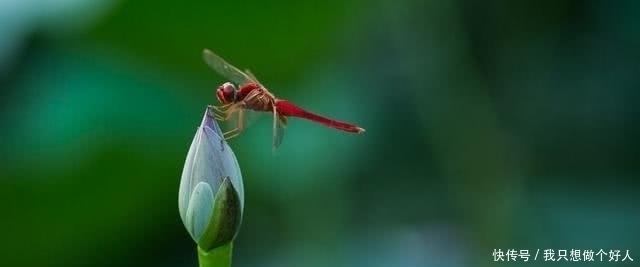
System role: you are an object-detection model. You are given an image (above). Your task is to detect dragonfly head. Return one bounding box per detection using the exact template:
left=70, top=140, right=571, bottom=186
left=216, top=82, right=237, bottom=104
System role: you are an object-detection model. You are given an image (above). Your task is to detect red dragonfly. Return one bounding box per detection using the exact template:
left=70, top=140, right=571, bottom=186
left=202, top=48, right=365, bottom=148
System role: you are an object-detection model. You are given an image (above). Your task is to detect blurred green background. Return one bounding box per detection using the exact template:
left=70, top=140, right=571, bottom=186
left=1, top=0, right=639, bottom=266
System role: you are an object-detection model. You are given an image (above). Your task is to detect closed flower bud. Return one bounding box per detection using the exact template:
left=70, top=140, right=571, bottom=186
left=178, top=107, right=244, bottom=251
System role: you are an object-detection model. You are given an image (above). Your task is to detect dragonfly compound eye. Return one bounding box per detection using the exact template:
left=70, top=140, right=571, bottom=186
left=217, top=82, right=237, bottom=103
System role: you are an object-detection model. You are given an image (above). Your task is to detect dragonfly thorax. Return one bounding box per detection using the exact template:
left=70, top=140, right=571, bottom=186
left=216, top=82, right=237, bottom=104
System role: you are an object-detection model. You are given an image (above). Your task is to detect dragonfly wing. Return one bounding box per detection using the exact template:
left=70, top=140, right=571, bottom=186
left=272, top=105, right=286, bottom=149
left=245, top=69, right=262, bottom=84
left=202, top=49, right=256, bottom=85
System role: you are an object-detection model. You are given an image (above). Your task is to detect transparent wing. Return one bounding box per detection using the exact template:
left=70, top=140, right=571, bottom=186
left=234, top=107, right=264, bottom=132
left=202, top=49, right=256, bottom=85
left=245, top=68, right=277, bottom=99
left=272, top=105, right=287, bottom=149
left=245, top=69, right=261, bottom=83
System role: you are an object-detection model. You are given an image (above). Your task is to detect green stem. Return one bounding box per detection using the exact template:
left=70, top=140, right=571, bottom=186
left=197, top=243, right=233, bottom=267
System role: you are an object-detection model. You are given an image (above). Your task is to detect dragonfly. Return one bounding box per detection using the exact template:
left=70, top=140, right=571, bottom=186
left=202, top=48, right=365, bottom=149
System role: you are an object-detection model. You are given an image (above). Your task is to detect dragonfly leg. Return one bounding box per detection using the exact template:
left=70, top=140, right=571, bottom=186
left=211, top=106, right=238, bottom=122
left=221, top=110, right=244, bottom=140
left=208, top=105, right=222, bottom=115
left=214, top=113, right=225, bottom=121
left=217, top=110, right=236, bottom=121
left=207, top=105, right=228, bottom=119
left=222, top=127, right=243, bottom=140
left=206, top=106, right=217, bottom=119
left=223, top=129, right=241, bottom=140
left=209, top=104, right=233, bottom=111
left=209, top=105, right=230, bottom=115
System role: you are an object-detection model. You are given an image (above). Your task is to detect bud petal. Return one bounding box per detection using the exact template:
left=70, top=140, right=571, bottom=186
left=184, top=181, right=214, bottom=242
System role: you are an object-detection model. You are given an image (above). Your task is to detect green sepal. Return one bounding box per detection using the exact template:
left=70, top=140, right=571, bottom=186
left=197, top=176, right=243, bottom=251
